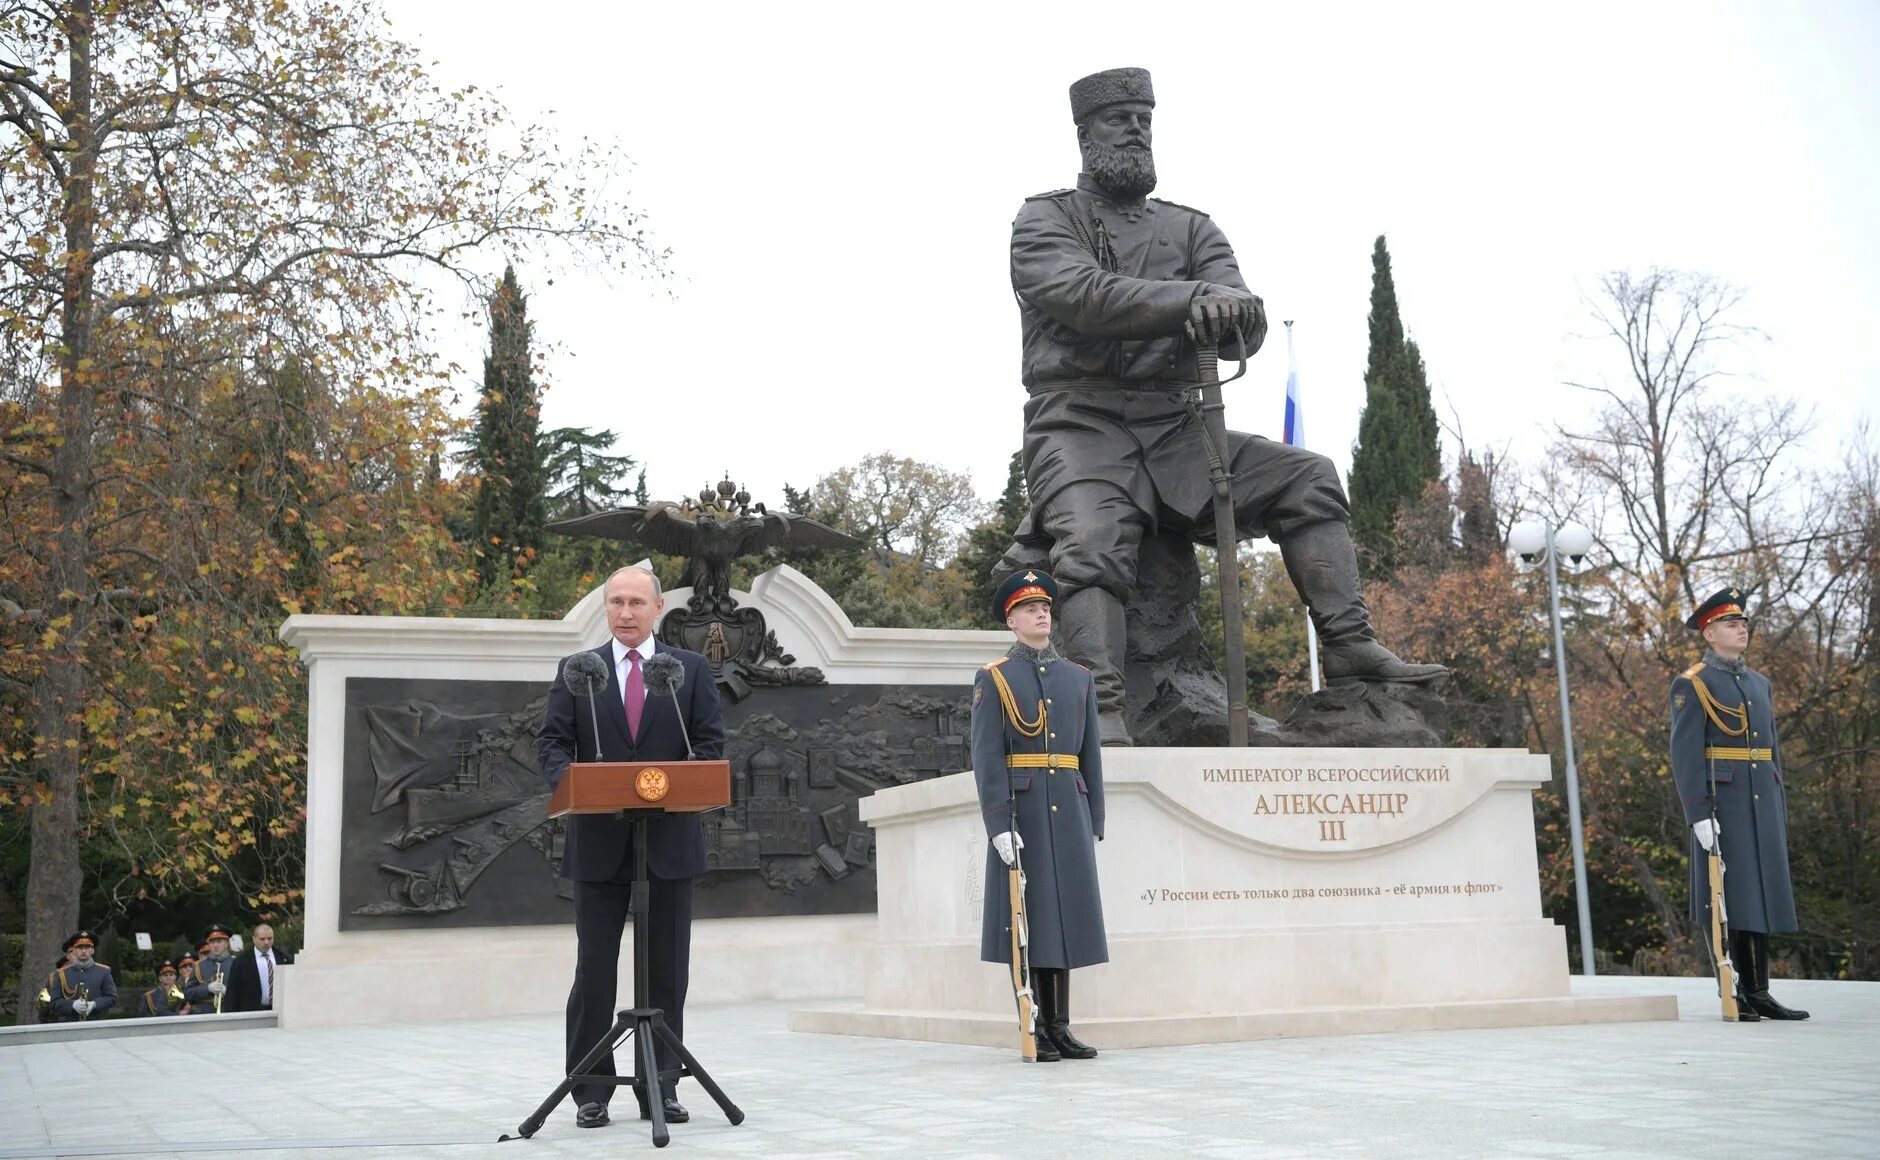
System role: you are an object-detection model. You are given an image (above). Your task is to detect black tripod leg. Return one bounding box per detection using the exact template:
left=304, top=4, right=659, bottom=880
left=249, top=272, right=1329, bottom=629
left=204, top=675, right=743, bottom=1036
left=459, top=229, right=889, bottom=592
left=638, top=1017, right=670, bottom=1148
left=654, top=1018, right=746, bottom=1125
left=501, top=1010, right=634, bottom=1141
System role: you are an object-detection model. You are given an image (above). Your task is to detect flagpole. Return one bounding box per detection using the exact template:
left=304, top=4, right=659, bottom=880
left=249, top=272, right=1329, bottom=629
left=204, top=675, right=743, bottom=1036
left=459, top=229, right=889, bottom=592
left=1283, top=320, right=1322, bottom=692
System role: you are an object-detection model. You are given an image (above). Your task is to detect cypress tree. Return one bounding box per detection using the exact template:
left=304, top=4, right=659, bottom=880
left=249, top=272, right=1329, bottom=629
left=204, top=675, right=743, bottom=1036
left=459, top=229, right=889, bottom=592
left=1348, top=235, right=1442, bottom=577
left=469, top=264, right=547, bottom=591
left=955, top=451, right=1031, bottom=628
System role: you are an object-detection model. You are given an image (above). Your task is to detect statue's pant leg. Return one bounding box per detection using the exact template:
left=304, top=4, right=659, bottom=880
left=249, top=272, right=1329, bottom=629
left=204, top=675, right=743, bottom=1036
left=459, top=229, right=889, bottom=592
left=1035, top=483, right=1143, bottom=741
left=1224, top=440, right=1446, bottom=683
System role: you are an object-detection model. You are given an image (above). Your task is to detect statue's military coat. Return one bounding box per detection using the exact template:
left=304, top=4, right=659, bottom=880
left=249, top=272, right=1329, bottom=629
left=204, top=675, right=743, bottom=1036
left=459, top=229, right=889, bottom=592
left=45, top=960, right=117, bottom=1021
left=973, top=646, right=1108, bottom=969
left=1669, top=654, right=1798, bottom=934
left=1007, top=177, right=1346, bottom=593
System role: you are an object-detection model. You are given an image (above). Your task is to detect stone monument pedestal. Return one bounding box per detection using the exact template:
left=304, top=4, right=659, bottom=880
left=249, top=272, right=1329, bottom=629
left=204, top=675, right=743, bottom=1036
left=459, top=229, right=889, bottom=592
left=791, top=748, right=1676, bottom=1047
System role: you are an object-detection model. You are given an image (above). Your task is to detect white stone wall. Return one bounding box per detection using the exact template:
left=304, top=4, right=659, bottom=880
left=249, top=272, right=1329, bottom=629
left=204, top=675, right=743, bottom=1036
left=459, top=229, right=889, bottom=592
left=277, top=565, right=1009, bottom=1029
left=859, top=747, right=1576, bottom=1020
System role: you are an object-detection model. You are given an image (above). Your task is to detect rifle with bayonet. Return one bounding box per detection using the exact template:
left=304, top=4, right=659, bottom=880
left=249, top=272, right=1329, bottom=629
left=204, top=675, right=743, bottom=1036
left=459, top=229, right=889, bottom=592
left=1703, top=753, right=1740, bottom=1021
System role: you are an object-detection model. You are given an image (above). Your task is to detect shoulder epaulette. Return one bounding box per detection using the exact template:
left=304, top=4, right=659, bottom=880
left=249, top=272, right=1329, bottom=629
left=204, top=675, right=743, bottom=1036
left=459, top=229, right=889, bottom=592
left=983, top=656, right=1009, bottom=670
left=1024, top=188, right=1075, bottom=202
left=94, top=961, right=109, bottom=970
left=1148, top=196, right=1211, bottom=217
left=1067, top=660, right=1090, bottom=673
left=1680, top=662, right=1706, bottom=680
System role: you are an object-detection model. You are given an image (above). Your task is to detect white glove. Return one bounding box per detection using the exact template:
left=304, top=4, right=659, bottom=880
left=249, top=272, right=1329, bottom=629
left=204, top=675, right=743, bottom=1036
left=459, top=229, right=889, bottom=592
left=992, top=831, right=1024, bottom=866
left=208, top=978, right=226, bottom=995
left=73, top=999, right=93, bottom=1016
left=1693, top=819, right=1719, bottom=853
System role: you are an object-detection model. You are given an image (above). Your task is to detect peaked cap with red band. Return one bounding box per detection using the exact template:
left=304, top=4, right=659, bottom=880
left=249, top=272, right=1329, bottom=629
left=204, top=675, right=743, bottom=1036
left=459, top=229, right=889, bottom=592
left=994, top=568, right=1059, bottom=621
left=1685, top=586, right=1748, bottom=631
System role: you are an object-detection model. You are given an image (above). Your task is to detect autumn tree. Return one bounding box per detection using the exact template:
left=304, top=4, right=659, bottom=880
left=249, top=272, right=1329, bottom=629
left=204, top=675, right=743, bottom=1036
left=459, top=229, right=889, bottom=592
left=0, top=0, right=662, bottom=1020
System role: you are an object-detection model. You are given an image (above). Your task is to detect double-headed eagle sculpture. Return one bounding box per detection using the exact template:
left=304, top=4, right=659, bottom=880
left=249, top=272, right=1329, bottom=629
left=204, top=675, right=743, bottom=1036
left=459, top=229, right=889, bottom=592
left=547, top=478, right=858, bottom=601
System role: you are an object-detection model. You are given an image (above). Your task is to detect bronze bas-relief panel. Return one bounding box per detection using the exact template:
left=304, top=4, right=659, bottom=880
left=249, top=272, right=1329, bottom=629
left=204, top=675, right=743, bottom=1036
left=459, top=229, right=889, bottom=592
left=338, top=677, right=969, bottom=930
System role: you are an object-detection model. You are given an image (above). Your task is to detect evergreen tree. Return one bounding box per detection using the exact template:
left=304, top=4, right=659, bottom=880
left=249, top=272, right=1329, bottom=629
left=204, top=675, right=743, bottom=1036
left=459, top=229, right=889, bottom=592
left=954, top=451, right=1031, bottom=627
left=542, top=427, right=640, bottom=519
left=468, top=265, right=547, bottom=591
left=1349, top=235, right=1442, bottom=577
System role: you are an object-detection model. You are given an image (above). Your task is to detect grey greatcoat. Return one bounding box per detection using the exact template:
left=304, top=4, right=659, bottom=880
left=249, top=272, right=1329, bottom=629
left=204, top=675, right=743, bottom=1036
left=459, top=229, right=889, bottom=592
left=1669, top=652, right=1798, bottom=934
left=45, top=960, right=117, bottom=1021
left=974, top=643, right=1108, bottom=969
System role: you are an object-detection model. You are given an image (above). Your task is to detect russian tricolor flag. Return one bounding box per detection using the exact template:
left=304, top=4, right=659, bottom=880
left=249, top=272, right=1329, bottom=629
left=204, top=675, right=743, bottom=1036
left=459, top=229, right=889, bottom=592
left=1281, top=322, right=1302, bottom=447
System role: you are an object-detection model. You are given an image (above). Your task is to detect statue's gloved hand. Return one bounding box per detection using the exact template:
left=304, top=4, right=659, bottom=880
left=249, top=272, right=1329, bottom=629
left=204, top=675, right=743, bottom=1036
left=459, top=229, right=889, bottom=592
left=1186, top=287, right=1265, bottom=355
left=1694, top=818, right=1720, bottom=853
left=992, top=831, right=1024, bottom=866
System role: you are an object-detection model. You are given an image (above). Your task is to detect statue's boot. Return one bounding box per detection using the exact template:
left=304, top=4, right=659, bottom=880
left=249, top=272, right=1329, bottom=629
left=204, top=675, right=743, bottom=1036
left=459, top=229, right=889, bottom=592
left=1057, top=587, right=1134, bottom=746
left=1741, top=931, right=1810, bottom=1020
left=1280, top=520, right=1448, bottom=685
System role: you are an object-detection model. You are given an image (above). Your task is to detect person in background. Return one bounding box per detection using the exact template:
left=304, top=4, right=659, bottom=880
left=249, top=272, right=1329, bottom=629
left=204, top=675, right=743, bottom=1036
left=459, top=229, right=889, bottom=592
left=139, top=961, right=189, bottom=1017
left=185, top=924, right=236, bottom=1014
left=227, top=922, right=292, bottom=1011
left=46, top=930, right=118, bottom=1022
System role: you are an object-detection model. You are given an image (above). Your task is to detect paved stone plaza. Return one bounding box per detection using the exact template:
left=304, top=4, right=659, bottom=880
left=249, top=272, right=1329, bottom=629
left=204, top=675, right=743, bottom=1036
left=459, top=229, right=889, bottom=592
left=2, top=976, right=1875, bottom=1159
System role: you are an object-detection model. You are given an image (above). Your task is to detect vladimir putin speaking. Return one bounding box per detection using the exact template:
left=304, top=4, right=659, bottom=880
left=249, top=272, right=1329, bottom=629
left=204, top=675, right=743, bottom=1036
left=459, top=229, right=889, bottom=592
left=537, top=564, right=726, bottom=1129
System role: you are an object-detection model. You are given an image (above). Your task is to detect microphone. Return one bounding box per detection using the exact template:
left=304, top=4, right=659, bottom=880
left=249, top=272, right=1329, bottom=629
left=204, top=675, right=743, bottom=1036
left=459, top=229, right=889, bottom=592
left=641, top=652, right=692, bottom=759
left=561, top=651, right=612, bottom=763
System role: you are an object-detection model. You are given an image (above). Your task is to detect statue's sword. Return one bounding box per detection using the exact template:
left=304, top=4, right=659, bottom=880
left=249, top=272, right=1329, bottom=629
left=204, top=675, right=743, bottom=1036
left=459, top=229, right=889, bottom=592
left=1191, top=338, right=1251, bottom=746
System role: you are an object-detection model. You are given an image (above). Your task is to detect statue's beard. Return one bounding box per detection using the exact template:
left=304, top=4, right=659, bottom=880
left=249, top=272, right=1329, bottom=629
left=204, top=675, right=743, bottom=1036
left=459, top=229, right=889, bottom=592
left=1084, top=141, right=1157, bottom=198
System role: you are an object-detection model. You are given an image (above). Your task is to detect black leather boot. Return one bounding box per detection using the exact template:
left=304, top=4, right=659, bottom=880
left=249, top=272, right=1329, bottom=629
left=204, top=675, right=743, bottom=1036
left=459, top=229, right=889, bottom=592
left=1728, top=929, right=1760, bottom=1022
left=1742, top=932, right=1810, bottom=1021
left=1040, top=969, right=1098, bottom=1059
left=1279, top=521, right=1448, bottom=685
left=1057, top=588, right=1134, bottom=746
left=1029, top=969, right=1060, bottom=1061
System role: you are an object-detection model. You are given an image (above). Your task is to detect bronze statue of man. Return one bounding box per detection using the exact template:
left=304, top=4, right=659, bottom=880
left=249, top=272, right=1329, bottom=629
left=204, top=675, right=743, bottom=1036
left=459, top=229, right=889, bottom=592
left=1003, top=67, right=1445, bottom=746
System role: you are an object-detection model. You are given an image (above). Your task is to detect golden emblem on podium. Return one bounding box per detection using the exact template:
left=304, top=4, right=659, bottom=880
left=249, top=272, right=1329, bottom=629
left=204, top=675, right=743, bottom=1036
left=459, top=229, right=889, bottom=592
left=635, top=766, right=670, bottom=802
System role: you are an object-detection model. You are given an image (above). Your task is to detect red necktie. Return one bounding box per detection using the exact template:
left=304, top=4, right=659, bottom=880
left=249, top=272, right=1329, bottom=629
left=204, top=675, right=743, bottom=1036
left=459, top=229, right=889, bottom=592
left=625, top=649, right=644, bottom=738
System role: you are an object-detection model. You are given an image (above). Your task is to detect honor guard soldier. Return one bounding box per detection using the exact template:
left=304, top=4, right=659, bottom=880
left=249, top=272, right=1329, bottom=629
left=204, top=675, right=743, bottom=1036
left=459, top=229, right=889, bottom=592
left=1670, top=588, right=1808, bottom=1021
left=974, top=569, right=1108, bottom=1061
left=46, top=930, right=118, bottom=1021
left=186, top=924, right=235, bottom=1013
left=139, top=961, right=189, bottom=1017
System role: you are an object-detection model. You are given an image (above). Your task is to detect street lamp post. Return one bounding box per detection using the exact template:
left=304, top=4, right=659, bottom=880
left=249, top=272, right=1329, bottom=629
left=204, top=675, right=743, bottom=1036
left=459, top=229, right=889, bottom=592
left=1509, top=519, right=1597, bottom=976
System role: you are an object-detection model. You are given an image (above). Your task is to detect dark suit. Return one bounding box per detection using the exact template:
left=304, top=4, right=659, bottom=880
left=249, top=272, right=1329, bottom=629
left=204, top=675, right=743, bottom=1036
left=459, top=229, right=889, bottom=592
left=537, top=639, right=724, bottom=1110
left=225, top=946, right=292, bottom=1012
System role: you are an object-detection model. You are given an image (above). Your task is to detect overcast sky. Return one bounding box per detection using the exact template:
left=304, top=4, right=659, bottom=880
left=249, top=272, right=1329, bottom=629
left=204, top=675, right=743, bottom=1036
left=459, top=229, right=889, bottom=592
left=387, top=0, right=1879, bottom=515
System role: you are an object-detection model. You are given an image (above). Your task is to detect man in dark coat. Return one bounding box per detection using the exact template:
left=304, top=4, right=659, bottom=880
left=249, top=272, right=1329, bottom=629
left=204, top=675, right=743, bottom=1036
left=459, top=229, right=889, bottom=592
left=1001, top=67, right=1443, bottom=745
left=538, top=565, right=726, bottom=1128
left=45, top=930, right=117, bottom=1021
left=1670, top=587, right=1807, bottom=1020
left=974, top=569, right=1107, bottom=1061
left=226, top=923, right=291, bottom=1012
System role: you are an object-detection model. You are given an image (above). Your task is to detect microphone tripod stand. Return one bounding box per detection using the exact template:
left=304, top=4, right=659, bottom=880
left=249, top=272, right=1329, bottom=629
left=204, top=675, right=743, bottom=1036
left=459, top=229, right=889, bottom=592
left=504, top=809, right=744, bottom=1148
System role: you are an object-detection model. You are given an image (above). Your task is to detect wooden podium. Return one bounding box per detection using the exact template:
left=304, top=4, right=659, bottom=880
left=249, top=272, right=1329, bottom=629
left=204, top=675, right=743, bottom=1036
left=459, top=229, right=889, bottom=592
left=510, top=756, right=743, bottom=1147
left=547, top=760, right=731, bottom=817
